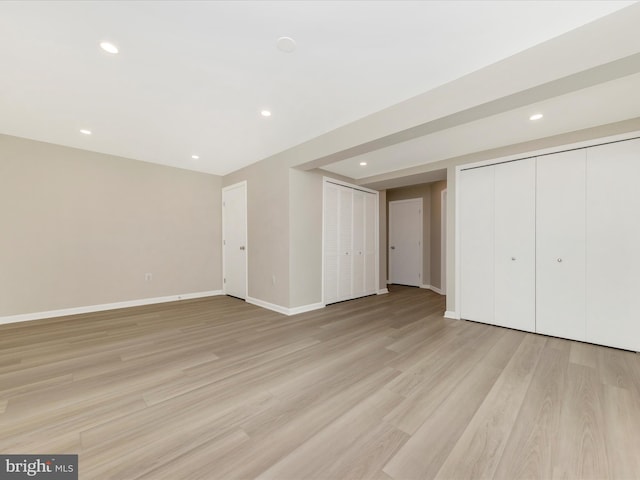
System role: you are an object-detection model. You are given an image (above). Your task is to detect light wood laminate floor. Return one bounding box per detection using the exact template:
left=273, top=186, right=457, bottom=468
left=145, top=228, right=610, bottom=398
left=2, top=286, right=640, bottom=479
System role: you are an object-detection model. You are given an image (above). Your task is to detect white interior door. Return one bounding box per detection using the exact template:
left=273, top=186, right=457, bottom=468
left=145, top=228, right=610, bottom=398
left=536, top=150, right=586, bottom=341
left=389, top=199, right=422, bottom=287
left=460, top=166, right=494, bottom=324
left=493, top=159, right=536, bottom=332
left=223, top=181, right=247, bottom=299
left=586, top=138, right=640, bottom=351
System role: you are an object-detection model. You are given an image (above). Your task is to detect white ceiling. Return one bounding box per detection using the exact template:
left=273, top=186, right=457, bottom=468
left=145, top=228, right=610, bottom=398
left=326, top=72, right=640, bottom=179
left=0, top=1, right=635, bottom=176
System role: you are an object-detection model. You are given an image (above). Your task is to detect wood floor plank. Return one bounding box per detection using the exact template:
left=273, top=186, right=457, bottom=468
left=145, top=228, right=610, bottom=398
left=433, top=333, right=546, bottom=480
left=602, top=384, right=640, bottom=479
left=383, top=328, right=525, bottom=479
left=553, top=363, right=609, bottom=480
left=255, top=388, right=407, bottom=480
left=383, top=325, right=508, bottom=435
left=493, top=340, right=572, bottom=479
left=1, top=286, right=639, bottom=479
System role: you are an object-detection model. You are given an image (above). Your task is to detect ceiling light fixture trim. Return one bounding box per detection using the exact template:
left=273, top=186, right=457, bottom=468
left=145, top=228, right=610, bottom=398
left=276, top=36, right=297, bottom=53
left=99, top=41, right=119, bottom=54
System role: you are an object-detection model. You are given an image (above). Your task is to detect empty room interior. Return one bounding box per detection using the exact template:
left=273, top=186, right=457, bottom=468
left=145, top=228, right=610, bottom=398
left=3, top=1, right=640, bottom=479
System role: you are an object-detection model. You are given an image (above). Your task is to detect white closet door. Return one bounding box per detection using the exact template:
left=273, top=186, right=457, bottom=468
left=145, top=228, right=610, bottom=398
left=337, top=186, right=353, bottom=301
left=364, top=192, right=377, bottom=294
left=586, top=138, right=640, bottom=351
left=494, top=159, right=536, bottom=332
left=323, top=183, right=340, bottom=304
left=460, top=166, right=494, bottom=324
left=536, top=150, right=586, bottom=341
left=352, top=190, right=366, bottom=298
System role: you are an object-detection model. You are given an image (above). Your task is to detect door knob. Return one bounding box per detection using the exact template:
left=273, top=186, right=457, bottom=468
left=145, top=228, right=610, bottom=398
left=240, top=246, right=245, bottom=251
left=557, top=258, right=562, bottom=263
left=511, top=257, right=516, bottom=261
left=390, top=246, right=396, bottom=250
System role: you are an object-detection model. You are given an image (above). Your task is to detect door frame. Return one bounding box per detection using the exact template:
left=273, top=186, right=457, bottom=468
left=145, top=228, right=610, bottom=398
left=441, top=188, right=447, bottom=294
left=388, top=198, right=423, bottom=287
left=322, top=177, right=379, bottom=305
left=222, top=180, right=248, bottom=299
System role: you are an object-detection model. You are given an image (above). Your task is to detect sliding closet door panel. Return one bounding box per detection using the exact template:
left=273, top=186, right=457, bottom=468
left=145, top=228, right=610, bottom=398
left=352, top=190, right=366, bottom=297
left=494, top=159, right=536, bottom=332
left=536, top=150, right=586, bottom=341
left=323, top=184, right=340, bottom=304
left=337, top=187, right=353, bottom=301
left=460, top=166, right=494, bottom=324
left=364, top=192, right=377, bottom=294
left=586, top=138, right=640, bottom=351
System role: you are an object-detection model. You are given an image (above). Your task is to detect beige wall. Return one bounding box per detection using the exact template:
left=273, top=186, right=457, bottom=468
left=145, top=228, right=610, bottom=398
left=0, top=134, right=222, bottom=317
left=224, top=160, right=386, bottom=310
left=223, top=162, right=290, bottom=307
left=429, top=180, right=447, bottom=290
left=289, top=169, right=323, bottom=308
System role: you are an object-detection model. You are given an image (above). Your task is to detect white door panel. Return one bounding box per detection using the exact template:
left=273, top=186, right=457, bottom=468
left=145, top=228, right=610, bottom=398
left=223, top=182, right=247, bottom=299
left=586, top=138, right=640, bottom=351
left=323, top=183, right=340, bottom=304
left=324, top=181, right=378, bottom=304
left=460, top=166, right=494, bottom=324
left=337, top=187, right=353, bottom=300
left=389, top=199, right=422, bottom=287
left=494, top=159, right=536, bottom=332
left=536, top=150, right=586, bottom=341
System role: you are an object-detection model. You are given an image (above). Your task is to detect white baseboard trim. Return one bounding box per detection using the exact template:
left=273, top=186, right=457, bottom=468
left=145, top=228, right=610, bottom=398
left=377, top=288, right=389, bottom=295
left=246, top=297, right=324, bottom=316
left=288, top=302, right=325, bottom=316
left=444, top=310, right=460, bottom=320
left=421, top=284, right=445, bottom=295
left=0, top=290, right=224, bottom=326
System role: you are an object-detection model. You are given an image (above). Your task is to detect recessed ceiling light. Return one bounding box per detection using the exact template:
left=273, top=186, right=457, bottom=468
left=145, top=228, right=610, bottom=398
left=80, top=129, right=92, bottom=135
left=191, top=155, right=199, bottom=160
left=261, top=110, right=272, bottom=117
left=276, top=37, right=297, bottom=53
left=360, top=161, right=367, bottom=166
left=99, top=41, right=119, bottom=54
left=529, top=113, right=543, bottom=121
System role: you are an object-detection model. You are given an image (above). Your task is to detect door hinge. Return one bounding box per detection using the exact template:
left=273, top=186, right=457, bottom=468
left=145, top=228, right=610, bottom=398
left=223, top=278, right=226, bottom=283
left=223, top=239, right=226, bottom=245
left=223, top=201, right=226, bottom=207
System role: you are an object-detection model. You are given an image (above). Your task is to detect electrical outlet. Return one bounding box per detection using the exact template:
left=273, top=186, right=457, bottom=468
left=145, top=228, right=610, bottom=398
left=145, top=273, right=152, bottom=281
